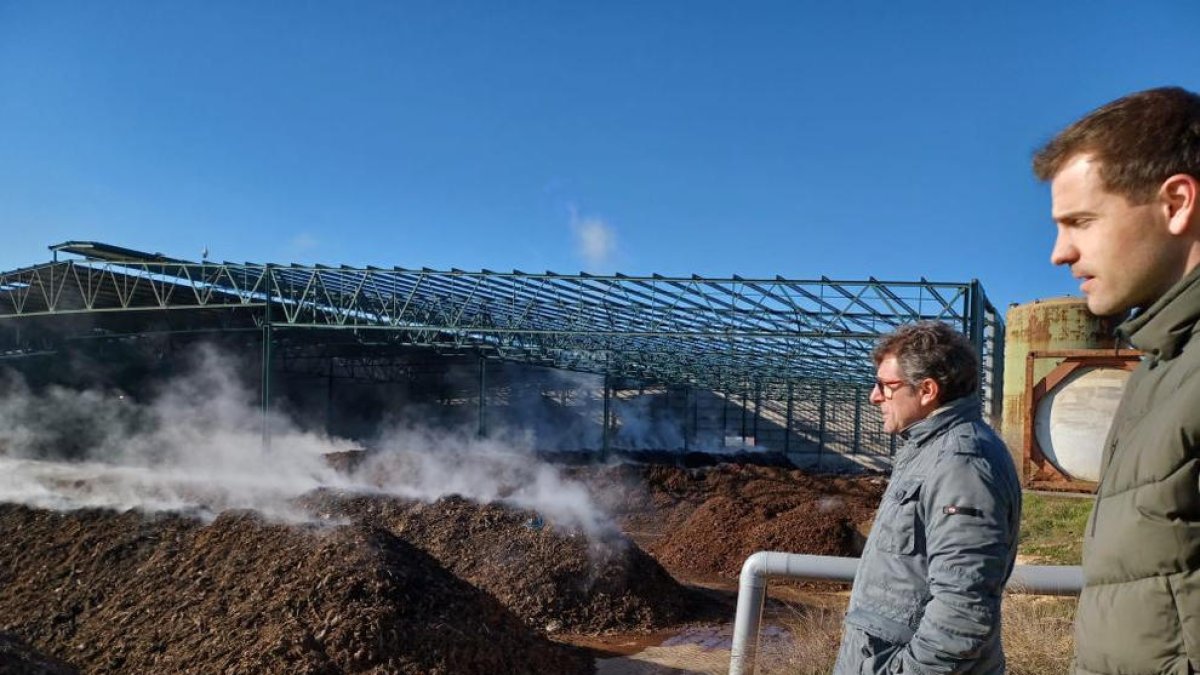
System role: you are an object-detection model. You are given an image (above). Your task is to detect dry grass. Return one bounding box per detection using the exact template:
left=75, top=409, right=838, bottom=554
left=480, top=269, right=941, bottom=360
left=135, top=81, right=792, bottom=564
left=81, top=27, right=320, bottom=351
left=758, top=604, right=844, bottom=674
left=772, top=593, right=1076, bottom=674
left=1002, top=595, right=1076, bottom=675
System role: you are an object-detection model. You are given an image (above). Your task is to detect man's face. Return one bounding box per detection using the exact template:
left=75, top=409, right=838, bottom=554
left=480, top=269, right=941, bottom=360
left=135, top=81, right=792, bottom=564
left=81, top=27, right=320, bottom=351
left=1049, top=155, right=1182, bottom=316
left=869, top=355, right=932, bottom=434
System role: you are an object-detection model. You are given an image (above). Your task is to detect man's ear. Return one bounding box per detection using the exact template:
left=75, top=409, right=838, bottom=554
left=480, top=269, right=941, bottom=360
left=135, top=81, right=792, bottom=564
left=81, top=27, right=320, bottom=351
left=918, top=378, right=940, bottom=407
left=1162, top=174, right=1198, bottom=236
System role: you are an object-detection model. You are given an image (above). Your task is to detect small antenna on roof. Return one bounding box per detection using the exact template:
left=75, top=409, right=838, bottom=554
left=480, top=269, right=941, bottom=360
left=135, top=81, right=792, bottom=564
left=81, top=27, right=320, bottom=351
left=201, top=246, right=209, bottom=261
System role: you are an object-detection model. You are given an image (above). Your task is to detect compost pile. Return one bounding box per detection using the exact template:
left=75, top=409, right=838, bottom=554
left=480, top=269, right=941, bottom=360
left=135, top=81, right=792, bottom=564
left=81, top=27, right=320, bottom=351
left=0, top=504, right=590, bottom=675
left=578, top=463, right=886, bottom=580
left=299, top=492, right=700, bottom=634
left=0, top=631, right=76, bottom=675
left=0, top=455, right=886, bottom=673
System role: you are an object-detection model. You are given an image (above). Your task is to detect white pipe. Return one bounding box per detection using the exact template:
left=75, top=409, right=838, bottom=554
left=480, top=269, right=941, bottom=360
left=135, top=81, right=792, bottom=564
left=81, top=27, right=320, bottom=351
left=1007, top=563, right=1083, bottom=595
left=728, top=552, right=1083, bottom=675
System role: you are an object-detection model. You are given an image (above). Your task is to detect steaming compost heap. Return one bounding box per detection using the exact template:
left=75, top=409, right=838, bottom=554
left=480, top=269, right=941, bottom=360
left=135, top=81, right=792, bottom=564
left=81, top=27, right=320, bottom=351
left=0, top=504, right=590, bottom=675
left=300, top=492, right=698, bottom=634
left=0, top=458, right=883, bottom=673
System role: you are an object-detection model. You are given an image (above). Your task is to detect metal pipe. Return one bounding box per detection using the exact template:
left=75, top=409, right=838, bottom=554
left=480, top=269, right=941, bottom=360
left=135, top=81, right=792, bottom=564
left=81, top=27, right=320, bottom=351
left=728, top=552, right=1083, bottom=675
left=1007, top=563, right=1084, bottom=595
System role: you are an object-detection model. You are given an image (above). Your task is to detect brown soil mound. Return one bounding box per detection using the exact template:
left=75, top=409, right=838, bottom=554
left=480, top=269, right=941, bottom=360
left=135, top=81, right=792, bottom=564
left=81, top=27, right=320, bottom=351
left=654, top=496, right=860, bottom=578
left=652, top=495, right=759, bottom=579
left=580, top=463, right=885, bottom=581
left=300, top=492, right=698, bottom=634
left=0, top=504, right=591, bottom=675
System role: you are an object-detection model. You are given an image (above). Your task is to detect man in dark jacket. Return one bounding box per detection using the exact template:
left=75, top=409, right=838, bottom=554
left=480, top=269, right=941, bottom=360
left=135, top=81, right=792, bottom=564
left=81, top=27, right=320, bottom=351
left=833, top=321, right=1022, bottom=674
left=1034, top=86, right=1200, bottom=674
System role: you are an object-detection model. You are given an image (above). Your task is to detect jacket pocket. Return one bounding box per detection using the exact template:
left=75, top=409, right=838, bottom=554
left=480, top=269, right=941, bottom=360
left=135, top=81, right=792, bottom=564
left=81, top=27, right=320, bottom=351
left=875, top=480, right=922, bottom=556
left=859, top=632, right=903, bottom=675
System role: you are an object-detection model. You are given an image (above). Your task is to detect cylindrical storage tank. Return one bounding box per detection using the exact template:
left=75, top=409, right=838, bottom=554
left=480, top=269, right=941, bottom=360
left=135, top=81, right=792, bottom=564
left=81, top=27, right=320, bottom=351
left=1001, top=297, right=1119, bottom=483
left=1033, top=367, right=1130, bottom=482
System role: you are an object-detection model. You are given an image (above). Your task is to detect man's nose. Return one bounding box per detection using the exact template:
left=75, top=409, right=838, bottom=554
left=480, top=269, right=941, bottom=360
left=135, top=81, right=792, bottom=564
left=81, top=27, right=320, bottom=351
left=1050, top=230, right=1078, bottom=266
left=869, top=386, right=884, bottom=405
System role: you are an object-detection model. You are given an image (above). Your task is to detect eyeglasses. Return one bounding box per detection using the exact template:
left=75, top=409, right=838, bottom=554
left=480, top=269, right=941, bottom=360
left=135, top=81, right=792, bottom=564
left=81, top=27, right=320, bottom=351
left=873, top=378, right=909, bottom=400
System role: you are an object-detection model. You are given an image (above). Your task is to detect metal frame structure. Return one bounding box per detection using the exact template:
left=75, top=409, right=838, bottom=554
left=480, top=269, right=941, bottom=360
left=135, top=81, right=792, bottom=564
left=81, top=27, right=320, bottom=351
left=1022, top=348, right=1140, bottom=492
left=0, top=241, right=1005, bottom=452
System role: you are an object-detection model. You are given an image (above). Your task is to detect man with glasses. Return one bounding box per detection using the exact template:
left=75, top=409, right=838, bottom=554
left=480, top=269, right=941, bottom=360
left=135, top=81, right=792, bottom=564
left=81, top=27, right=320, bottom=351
left=834, top=321, right=1021, bottom=674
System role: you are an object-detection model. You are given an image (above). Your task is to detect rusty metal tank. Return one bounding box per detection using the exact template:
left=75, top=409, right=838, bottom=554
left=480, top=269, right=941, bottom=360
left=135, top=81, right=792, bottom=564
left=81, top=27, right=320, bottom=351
left=1001, top=297, right=1121, bottom=484
left=1032, top=366, right=1130, bottom=482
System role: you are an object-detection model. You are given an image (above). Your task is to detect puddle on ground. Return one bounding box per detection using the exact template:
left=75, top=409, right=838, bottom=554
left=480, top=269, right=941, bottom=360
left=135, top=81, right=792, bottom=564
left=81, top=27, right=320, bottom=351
left=559, top=631, right=676, bottom=657
left=589, top=624, right=795, bottom=675
left=660, top=624, right=790, bottom=651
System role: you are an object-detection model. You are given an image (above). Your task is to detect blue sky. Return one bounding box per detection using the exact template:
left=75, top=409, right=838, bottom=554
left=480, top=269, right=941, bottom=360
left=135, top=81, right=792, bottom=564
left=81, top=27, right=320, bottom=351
left=2, top=1, right=1198, bottom=312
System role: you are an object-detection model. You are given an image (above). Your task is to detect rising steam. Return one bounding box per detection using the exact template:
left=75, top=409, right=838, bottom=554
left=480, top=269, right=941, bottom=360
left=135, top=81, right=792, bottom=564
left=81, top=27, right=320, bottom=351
left=0, top=346, right=614, bottom=536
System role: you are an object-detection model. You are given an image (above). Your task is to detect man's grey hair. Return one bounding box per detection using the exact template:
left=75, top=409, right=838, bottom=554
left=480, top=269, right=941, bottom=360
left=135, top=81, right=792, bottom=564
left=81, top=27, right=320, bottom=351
left=872, top=321, right=979, bottom=404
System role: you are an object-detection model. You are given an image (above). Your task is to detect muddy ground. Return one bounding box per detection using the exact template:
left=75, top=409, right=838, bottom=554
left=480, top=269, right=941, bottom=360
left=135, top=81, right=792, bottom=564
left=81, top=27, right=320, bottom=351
left=0, top=458, right=884, bottom=674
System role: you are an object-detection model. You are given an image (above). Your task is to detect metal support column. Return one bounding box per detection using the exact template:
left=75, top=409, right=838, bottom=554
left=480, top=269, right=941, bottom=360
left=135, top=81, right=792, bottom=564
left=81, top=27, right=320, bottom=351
left=722, top=389, right=729, bottom=443
left=740, top=388, right=749, bottom=443
left=477, top=356, right=487, bottom=438
left=818, top=382, right=827, bottom=458
left=602, top=375, right=612, bottom=455
left=683, top=386, right=691, bottom=452
left=985, top=310, right=1006, bottom=421
left=784, top=381, right=794, bottom=454
left=325, top=358, right=335, bottom=437
left=968, top=279, right=988, bottom=407
left=751, top=384, right=761, bottom=446
left=260, top=276, right=273, bottom=451
left=853, top=385, right=863, bottom=454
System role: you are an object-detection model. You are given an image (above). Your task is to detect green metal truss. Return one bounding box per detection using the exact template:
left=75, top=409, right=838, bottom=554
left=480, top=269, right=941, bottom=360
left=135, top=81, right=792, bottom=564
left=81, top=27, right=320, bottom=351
left=0, top=241, right=1004, bottom=408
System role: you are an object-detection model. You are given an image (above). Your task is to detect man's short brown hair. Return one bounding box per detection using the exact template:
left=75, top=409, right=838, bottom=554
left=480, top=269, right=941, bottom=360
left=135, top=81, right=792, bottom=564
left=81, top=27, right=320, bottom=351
left=873, top=321, right=978, bottom=405
left=1032, top=86, right=1200, bottom=204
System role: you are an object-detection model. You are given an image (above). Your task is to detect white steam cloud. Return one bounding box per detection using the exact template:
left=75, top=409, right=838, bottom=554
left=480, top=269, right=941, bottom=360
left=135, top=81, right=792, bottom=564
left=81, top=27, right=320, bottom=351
left=0, top=346, right=614, bottom=537
left=360, top=426, right=612, bottom=536
left=570, top=208, right=617, bottom=271
left=287, top=232, right=320, bottom=258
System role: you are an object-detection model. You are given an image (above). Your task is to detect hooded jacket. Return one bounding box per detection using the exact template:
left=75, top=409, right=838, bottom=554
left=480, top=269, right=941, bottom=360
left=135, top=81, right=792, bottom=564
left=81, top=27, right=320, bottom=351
left=835, top=395, right=1022, bottom=674
left=1073, top=266, right=1200, bottom=675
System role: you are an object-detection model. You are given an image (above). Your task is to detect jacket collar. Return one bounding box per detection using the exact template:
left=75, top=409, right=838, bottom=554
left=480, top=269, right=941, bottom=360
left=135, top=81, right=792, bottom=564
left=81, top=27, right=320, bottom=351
left=1117, top=265, right=1200, bottom=361
left=897, top=394, right=981, bottom=447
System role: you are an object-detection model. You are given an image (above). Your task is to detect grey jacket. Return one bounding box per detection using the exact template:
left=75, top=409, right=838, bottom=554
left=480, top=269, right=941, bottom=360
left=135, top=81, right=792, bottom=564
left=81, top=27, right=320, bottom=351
left=835, top=395, right=1022, bottom=674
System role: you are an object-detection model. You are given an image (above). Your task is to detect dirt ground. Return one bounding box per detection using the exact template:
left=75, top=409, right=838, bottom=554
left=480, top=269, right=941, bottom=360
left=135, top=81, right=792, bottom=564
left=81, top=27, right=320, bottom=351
left=0, top=456, right=884, bottom=674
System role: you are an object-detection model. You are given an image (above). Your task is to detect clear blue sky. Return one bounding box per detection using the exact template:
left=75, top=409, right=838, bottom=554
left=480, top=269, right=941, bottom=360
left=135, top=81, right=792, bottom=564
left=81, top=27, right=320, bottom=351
left=2, top=1, right=1198, bottom=312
